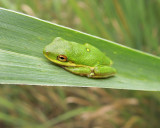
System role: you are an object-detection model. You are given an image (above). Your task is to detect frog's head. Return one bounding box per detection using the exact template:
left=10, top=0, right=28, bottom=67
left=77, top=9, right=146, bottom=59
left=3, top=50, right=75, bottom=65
left=43, top=37, right=77, bottom=67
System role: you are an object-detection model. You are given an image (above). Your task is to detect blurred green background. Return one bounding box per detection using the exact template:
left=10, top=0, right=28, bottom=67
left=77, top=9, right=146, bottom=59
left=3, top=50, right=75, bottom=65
left=0, top=0, right=160, bottom=128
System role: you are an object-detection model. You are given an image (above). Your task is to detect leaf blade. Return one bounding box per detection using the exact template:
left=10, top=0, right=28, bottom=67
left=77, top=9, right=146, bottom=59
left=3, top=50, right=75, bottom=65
left=0, top=8, right=160, bottom=91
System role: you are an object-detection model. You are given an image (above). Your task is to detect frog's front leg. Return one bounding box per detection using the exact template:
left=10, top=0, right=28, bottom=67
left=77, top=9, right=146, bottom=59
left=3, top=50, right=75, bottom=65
left=64, top=66, right=92, bottom=76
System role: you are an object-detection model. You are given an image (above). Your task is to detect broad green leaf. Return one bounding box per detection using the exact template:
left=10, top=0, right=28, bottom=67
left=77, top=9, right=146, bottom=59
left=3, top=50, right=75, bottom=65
left=0, top=8, right=160, bottom=91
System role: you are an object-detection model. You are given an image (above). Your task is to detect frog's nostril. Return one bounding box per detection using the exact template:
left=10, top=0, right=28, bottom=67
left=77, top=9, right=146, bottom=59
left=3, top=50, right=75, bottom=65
left=43, top=50, right=50, bottom=56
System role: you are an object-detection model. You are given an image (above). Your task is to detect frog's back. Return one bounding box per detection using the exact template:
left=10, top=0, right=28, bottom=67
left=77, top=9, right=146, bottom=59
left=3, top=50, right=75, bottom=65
left=66, top=42, right=112, bottom=67
left=51, top=37, right=112, bottom=67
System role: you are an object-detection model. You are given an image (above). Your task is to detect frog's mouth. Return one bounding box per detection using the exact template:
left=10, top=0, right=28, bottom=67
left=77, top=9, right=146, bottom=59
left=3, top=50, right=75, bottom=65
left=43, top=51, right=85, bottom=67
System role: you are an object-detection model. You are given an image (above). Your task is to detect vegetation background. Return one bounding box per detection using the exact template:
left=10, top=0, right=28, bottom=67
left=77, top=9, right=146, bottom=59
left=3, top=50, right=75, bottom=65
left=0, top=0, right=160, bottom=127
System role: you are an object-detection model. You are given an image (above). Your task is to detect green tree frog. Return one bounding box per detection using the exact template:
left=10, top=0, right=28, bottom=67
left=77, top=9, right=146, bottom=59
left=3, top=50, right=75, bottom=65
left=43, top=37, right=116, bottom=78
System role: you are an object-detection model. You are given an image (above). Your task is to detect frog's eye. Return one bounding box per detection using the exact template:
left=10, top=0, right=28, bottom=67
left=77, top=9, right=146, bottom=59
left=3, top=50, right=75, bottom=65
left=57, top=55, right=67, bottom=62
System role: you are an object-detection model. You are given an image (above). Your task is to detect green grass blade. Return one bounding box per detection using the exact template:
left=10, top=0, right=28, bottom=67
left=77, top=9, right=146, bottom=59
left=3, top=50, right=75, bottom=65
left=40, top=107, right=93, bottom=128
left=0, top=8, right=160, bottom=91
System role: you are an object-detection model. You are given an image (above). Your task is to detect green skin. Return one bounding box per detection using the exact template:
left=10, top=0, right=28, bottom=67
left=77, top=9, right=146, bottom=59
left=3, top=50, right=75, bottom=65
left=43, top=37, right=116, bottom=78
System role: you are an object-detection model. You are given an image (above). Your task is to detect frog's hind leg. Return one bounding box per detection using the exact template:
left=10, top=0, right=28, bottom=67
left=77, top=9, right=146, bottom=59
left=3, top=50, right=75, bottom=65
left=89, top=66, right=116, bottom=78
left=64, top=66, right=116, bottom=78
left=63, top=66, right=92, bottom=77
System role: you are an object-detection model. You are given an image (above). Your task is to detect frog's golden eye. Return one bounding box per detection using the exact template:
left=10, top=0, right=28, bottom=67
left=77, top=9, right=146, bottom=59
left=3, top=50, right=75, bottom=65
left=57, top=55, right=67, bottom=62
